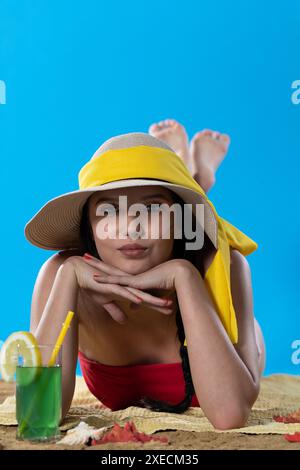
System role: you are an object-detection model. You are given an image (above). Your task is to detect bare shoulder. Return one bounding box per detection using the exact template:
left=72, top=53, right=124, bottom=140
left=30, top=249, right=82, bottom=331
left=229, top=248, right=254, bottom=335
left=229, top=248, right=254, bottom=328
left=38, top=249, right=83, bottom=277
left=230, top=250, right=254, bottom=340
left=230, top=248, right=251, bottom=275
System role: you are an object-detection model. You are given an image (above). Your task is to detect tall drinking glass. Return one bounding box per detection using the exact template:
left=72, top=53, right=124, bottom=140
left=16, top=344, right=62, bottom=441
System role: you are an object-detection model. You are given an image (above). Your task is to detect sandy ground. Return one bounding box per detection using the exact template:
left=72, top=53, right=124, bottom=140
left=1, top=381, right=299, bottom=451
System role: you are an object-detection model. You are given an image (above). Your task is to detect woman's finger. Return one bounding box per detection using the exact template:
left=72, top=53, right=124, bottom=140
left=93, top=273, right=144, bottom=289
left=129, top=301, right=173, bottom=315
left=102, top=302, right=128, bottom=323
left=82, top=254, right=127, bottom=275
left=143, top=304, right=174, bottom=315
left=93, top=273, right=169, bottom=300
left=95, top=281, right=143, bottom=305
left=94, top=276, right=172, bottom=306
left=102, top=297, right=172, bottom=319
left=125, top=286, right=172, bottom=306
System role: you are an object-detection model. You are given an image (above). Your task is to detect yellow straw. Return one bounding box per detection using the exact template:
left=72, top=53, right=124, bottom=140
left=48, top=310, right=75, bottom=366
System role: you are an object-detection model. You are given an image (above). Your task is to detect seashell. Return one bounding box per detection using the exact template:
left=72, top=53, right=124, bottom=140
left=57, top=421, right=111, bottom=446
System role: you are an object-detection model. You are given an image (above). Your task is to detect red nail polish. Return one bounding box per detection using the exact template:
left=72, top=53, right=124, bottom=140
left=83, top=253, right=93, bottom=259
left=136, top=296, right=143, bottom=301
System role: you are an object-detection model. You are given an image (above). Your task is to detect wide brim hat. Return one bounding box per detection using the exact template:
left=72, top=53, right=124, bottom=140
left=24, top=132, right=258, bottom=345
left=25, top=133, right=218, bottom=251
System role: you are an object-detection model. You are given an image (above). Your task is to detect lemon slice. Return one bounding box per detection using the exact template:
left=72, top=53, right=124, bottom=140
left=0, top=331, right=42, bottom=383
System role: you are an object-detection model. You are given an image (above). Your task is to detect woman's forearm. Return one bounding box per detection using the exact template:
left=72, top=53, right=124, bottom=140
left=31, top=262, right=79, bottom=419
left=33, top=262, right=78, bottom=344
left=175, top=265, right=259, bottom=429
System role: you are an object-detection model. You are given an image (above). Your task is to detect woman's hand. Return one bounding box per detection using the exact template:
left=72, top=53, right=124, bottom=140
left=82, top=256, right=197, bottom=312
left=63, top=254, right=173, bottom=324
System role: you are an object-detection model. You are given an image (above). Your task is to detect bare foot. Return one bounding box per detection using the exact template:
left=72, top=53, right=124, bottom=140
left=190, top=129, right=230, bottom=192
left=149, top=119, right=191, bottom=171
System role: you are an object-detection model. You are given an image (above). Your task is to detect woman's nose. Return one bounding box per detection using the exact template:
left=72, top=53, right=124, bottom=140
left=118, top=213, right=147, bottom=239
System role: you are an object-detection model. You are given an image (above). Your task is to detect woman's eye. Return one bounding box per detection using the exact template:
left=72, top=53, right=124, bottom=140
left=102, top=205, right=119, bottom=214
left=100, top=204, right=164, bottom=215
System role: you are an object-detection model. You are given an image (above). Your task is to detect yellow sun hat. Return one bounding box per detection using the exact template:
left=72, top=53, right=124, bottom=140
left=25, top=132, right=258, bottom=345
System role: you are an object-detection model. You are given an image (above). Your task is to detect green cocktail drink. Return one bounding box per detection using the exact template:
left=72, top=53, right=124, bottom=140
left=0, top=313, right=73, bottom=442
left=16, top=365, right=62, bottom=440
left=15, top=343, right=63, bottom=442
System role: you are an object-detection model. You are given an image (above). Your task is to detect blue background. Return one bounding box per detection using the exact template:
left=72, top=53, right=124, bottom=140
left=0, top=0, right=299, bottom=376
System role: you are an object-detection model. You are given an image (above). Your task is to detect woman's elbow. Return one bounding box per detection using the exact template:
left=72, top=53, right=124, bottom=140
left=210, top=403, right=251, bottom=431
left=211, top=381, right=261, bottom=430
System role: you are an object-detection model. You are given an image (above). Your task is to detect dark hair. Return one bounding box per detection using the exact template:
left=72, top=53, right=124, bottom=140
left=79, top=191, right=213, bottom=413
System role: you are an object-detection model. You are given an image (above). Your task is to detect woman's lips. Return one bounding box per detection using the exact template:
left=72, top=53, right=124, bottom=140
left=118, top=244, right=148, bottom=257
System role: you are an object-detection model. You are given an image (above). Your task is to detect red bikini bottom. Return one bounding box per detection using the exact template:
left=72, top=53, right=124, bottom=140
left=78, top=350, right=200, bottom=411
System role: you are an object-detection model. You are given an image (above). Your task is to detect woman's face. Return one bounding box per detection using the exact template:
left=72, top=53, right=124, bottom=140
left=88, top=185, right=176, bottom=274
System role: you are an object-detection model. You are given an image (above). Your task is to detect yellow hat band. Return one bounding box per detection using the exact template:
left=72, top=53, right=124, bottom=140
left=79, top=145, right=206, bottom=197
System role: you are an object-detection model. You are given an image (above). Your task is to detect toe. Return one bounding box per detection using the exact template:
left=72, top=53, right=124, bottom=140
left=212, top=131, right=220, bottom=139
left=148, top=123, right=160, bottom=134
left=219, top=133, right=231, bottom=146
left=190, top=130, right=205, bottom=145
left=166, top=118, right=184, bottom=130
left=191, top=129, right=213, bottom=142
left=201, top=129, right=214, bottom=136
left=162, top=119, right=174, bottom=128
